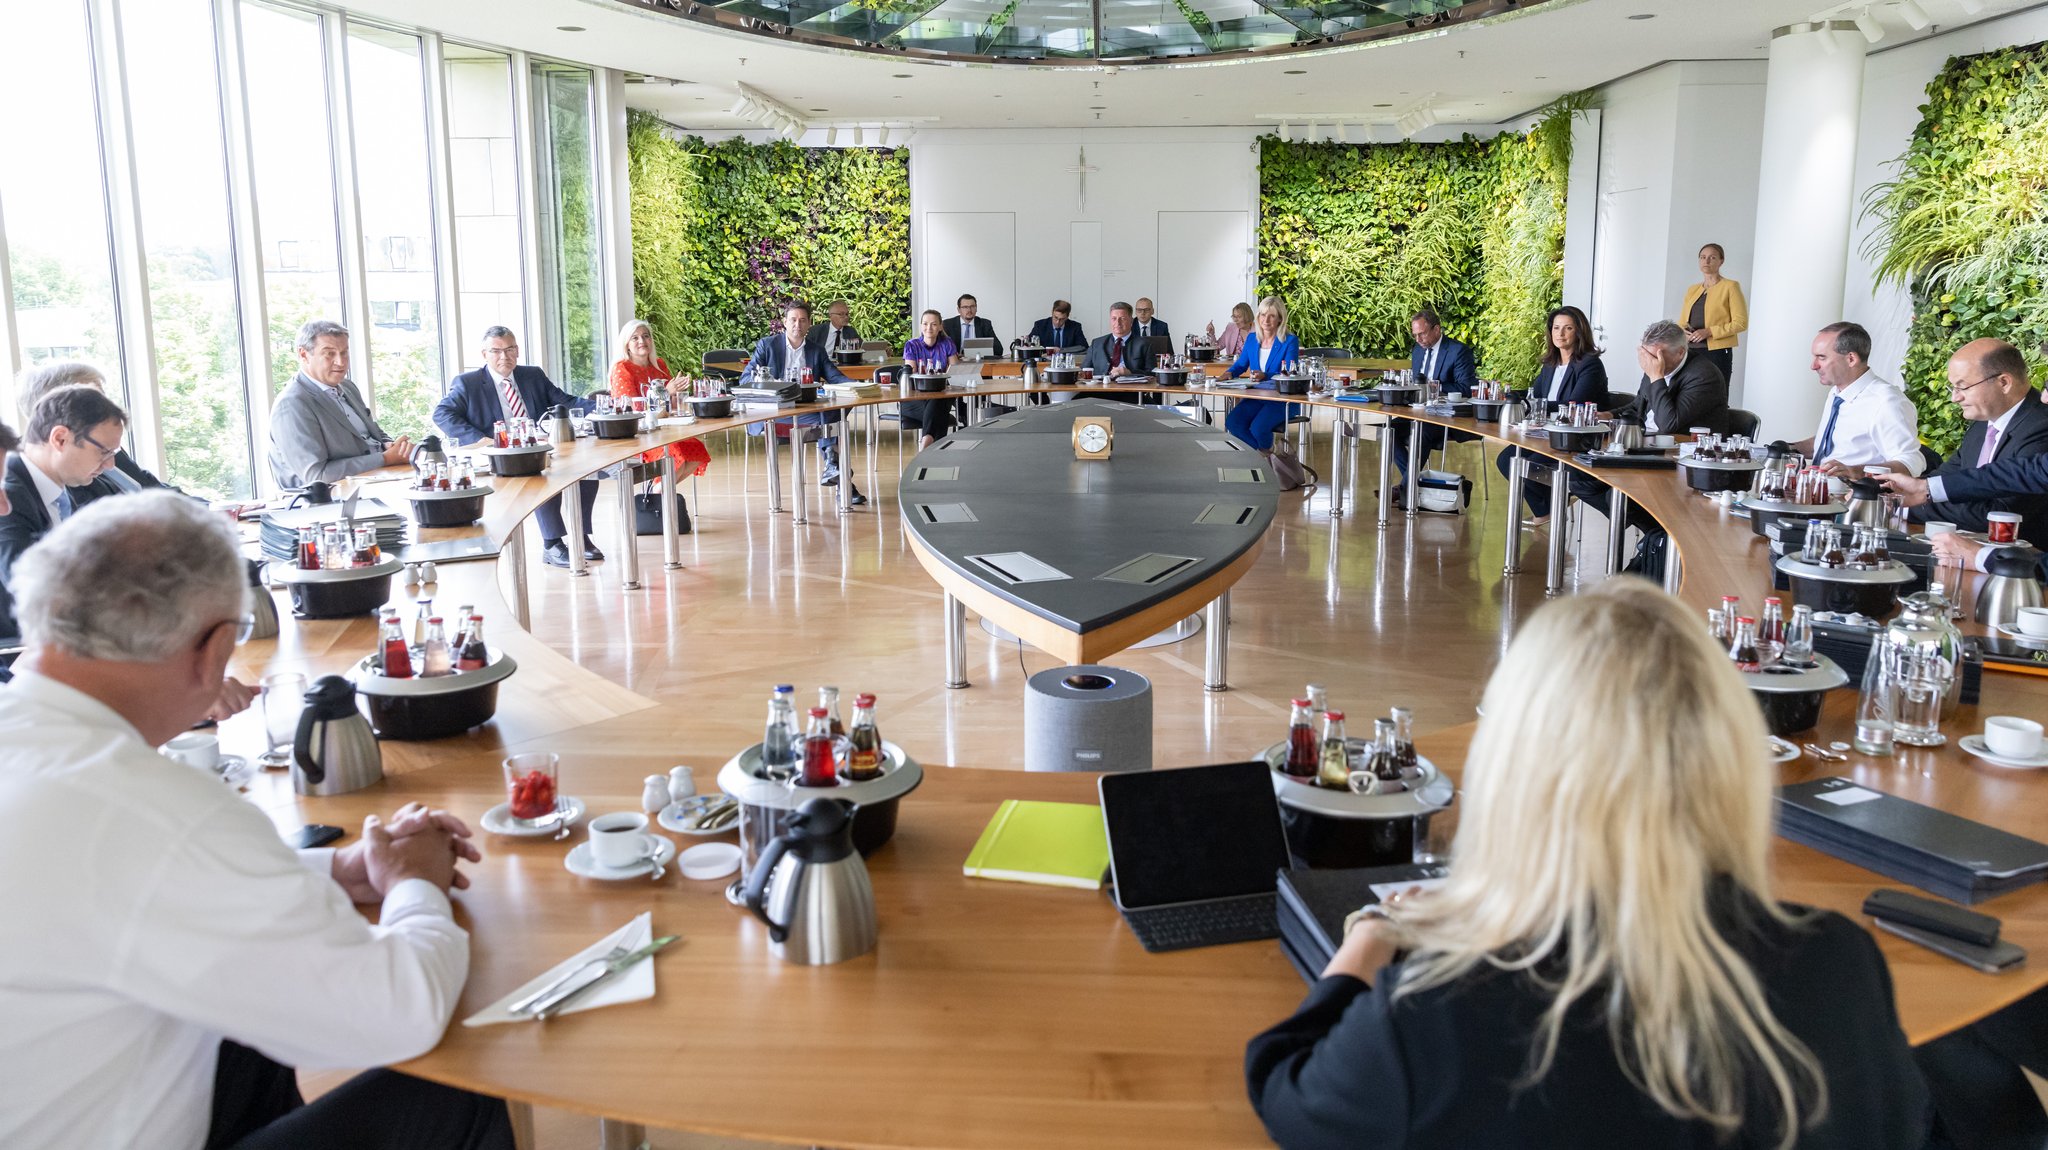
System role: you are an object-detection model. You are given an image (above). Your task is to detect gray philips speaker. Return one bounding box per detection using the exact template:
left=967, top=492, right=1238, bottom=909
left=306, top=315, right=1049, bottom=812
left=1024, top=665, right=1152, bottom=773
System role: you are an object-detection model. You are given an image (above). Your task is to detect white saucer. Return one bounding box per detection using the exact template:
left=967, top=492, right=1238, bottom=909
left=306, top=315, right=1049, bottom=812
left=1960, top=734, right=2048, bottom=770
left=482, top=797, right=587, bottom=837
left=213, top=754, right=257, bottom=790
left=1767, top=737, right=1800, bottom=763
left=565, top=834, right=678, bottom=879
left=1994, top=623, right=2048, bottom=646
left=656, top=797, right=739, bottom=837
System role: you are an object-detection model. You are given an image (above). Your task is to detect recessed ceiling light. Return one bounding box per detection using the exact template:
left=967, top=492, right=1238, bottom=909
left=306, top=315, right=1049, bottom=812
left=1534, top=75, right=1547, bottom=79
left=893, top=73, right=913, bottom=78
left=810, top=108, right=828, bottom=112
left=1090, top=105, right=1106, bottom=110
left=556, top=25, right=584, bottom=31
left=1284, top=69, right=1306, bottom=75
left=1627, top=12, right=1654, bottom=19
left=1373, top=102, right=1392, bottom=107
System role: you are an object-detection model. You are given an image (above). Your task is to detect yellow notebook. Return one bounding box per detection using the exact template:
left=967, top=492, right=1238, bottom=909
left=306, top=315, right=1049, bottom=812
left=963, top=800, right=1111, bottom=890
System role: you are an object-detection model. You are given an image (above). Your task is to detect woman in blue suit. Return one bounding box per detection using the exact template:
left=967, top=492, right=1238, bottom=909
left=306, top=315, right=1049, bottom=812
left=1498, top=305, right=1608, bottom=522
left=1223, top=296, right=1304, bottom=452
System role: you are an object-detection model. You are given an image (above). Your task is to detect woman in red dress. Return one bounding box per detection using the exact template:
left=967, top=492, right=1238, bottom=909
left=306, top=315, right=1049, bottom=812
left=610, top=319, right=711, bottom=479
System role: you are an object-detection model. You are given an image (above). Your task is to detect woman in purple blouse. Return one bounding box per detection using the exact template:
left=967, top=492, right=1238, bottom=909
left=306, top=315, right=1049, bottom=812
left=899, top=309, right=958, bottom=449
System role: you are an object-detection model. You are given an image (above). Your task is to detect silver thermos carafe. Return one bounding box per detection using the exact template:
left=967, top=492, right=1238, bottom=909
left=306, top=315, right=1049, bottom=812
left=542, top=405, right=577, bottom=444
left=1976, top=548, right=2046, bottom=629
left=243, top=559, right=280, bottom=642
left=741, top=798, right=878, bottom=965
left=291, top=675, right=383, bottom=796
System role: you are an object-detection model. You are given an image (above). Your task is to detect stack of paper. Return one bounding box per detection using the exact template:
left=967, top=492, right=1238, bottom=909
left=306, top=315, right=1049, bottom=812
left=258, top=499, right=407, bottom=564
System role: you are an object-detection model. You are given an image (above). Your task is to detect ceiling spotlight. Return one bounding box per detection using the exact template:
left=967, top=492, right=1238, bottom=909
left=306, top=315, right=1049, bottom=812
left=852, top=125, right=864, bottom=147
left=1896, top=0, right=1930, bottom=30
left=728, top=95, right=750, bottom=116
left=826, top=126, right=838, bottom=146
left=877, top=127, right=892, bottom=148
left=1277, top=121, right=1291, bottom=141
left=1335, top=123, right=1348, bottom=143
left=1307, top=121, right=1321, bottom=141
left=1854, top=7, right=1883, bottom=42
left=1956, top=0, right=1984, bottom=12
left=783, top=121, right=804, bottom=141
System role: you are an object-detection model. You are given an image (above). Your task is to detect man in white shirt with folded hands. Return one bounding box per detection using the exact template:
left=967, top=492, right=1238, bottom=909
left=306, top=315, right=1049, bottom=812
left=0, top=491, right=511, bottom=1150
left=1788, top=321, right=1925, bottom=479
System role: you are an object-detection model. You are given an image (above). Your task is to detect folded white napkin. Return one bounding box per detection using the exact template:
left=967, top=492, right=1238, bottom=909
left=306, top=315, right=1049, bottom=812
left=463, top=912, right=658, bottom=1026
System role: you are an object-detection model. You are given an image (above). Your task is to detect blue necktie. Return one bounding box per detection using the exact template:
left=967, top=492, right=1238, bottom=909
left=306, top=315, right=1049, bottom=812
left=55, top=489, right=74, bottom=521
left=1815, top=394, right=1843, bottom=461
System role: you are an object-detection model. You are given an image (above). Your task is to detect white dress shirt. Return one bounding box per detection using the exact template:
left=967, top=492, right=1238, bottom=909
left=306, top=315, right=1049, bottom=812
left=0, top=673, right=468, bottom=1150
left=20, top=454, right=67, bottom=524
left=1810, top=372, right=1924, bottom=476
left=1258, top=338, right=1283, bottom=374
left=1928, top=397, right=2028, bottom=505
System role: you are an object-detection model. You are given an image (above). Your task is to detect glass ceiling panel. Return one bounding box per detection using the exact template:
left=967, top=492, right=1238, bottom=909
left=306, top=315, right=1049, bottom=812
left=619, top=0, right=1543, bottom=63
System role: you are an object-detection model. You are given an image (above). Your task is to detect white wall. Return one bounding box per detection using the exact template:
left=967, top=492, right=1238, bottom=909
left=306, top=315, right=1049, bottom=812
left=906, top=127, right=1263, bottom=347
left=1844, top=5, right=2048, bottom=386
left=1572, top=61, right=1768, bottom=400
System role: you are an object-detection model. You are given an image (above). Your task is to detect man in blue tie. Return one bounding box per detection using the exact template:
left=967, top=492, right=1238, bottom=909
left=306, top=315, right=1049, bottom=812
left=1785, top=322, right=1922, bottom=479
left=1, top=385, right=127, bottom=645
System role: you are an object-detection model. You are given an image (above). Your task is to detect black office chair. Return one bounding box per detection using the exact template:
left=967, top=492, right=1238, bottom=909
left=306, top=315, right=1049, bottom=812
left=1299, top=347, right=1351, bottom=360
left=1145, top=335, right=1174, bottom=358
left=701, top=349, right=749, bottom=382
left=1600, top=390, right=1634, bottom=413
left=1726, top=408, right=1762, bottom=440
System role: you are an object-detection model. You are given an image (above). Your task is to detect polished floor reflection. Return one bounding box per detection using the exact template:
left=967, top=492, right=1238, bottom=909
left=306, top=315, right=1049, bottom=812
left=520, top=414, right=1618, bottom=769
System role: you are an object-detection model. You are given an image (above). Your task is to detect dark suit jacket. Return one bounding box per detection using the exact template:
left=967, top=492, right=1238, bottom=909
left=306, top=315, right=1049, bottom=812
left=804, top=322, right=863, bottom=354
left=1083, top=331, right=1155, bottom=379
left=1911, top=394, right=2048, bottom=541
left=1027, top=318, right=1088, bottom=350
left=1530, top=356, right=1609, bottom=406
left=1625, top=352, right=1729, bottom=436
left=433, top=365, right=588, bottom=446
left=1246, top=897, right=1932, bottom=1150
left=1410, top=337, right=1479, bottom=394
left=1, top=456, right=56, bottom=642
left=1132, top=317, right=1171, bottom=344
left=943, top=316, right=1000, bottom=353
left=737, top=335, right=851, bottom=386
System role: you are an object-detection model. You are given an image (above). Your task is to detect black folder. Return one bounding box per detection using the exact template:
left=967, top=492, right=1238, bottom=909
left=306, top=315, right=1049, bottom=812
left=1777, top=777, right=2048, bottom=904
left=1275, top=864, right=1447, bottom=983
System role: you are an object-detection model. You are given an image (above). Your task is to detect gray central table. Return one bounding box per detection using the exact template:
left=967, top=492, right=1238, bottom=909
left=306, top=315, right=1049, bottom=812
left=898, top=399, right=1279, bottom=690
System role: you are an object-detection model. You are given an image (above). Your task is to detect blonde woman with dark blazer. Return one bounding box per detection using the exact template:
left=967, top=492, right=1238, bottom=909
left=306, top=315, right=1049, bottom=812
left=1681, top=242, right=1749, bottom=386
left=1247, top=580, right=1934, bottom=1150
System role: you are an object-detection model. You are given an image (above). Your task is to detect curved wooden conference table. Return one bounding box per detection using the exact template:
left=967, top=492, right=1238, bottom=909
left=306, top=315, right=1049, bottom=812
left=231, top=377, right=2048, bottom=1149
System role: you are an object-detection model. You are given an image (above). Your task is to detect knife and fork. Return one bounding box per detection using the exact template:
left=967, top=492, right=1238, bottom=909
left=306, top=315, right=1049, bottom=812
left=506, top=935, right=678, bottom=1020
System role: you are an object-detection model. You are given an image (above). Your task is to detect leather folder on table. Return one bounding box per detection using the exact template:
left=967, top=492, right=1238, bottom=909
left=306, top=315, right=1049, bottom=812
left=1275, top=863, right=1448, bottom=983
left=1777, top=777, right=2048, bottom=904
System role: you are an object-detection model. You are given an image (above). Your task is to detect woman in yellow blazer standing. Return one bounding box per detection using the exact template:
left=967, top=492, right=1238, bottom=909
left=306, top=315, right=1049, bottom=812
left=1679, top=242, right=1748, bottom=387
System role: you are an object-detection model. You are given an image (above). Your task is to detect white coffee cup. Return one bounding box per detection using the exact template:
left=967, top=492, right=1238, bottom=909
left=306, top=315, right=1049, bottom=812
left=1984, top=716, right=2045, bottom=761
left=589, top=812, right=651, bottom=869
left=161, top=731, right=221, bottom=772
left=2016, top=606, right=2048, bottom=639
left=1923, top=521, right=1957, bottom=537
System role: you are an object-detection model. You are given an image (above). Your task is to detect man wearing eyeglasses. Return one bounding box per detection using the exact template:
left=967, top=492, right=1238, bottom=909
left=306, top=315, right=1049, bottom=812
left=1, top=384, right=126, bottom=647
left=1881, top=339, right=2048, bottom=546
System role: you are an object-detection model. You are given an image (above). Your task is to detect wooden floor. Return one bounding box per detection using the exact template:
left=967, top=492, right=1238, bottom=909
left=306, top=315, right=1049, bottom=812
left=515, top=416, right=1616, bottom=774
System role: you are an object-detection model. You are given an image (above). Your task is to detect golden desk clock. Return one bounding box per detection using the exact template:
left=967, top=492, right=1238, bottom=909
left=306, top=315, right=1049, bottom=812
left=1072, top=415, right=1113, bottom=460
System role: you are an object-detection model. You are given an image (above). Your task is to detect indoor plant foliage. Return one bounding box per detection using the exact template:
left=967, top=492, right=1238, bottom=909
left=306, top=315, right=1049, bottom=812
left=626, top=111, right=911, bottom=371
left=1864, top=41, right=2048, bottom=456
left=1257, top=99, right=1576, bottom=386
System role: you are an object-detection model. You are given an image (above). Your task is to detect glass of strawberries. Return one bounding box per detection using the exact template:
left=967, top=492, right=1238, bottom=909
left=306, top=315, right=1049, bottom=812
left=503, top=752, right=561, bottom=828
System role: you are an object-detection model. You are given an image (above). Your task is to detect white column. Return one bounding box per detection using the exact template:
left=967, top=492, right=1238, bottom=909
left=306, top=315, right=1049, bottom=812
left=1744, top=21, right=1865, bottom=440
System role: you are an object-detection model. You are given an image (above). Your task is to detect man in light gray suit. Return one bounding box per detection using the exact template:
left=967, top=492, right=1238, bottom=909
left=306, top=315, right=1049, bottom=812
left=268, top=320, right=411, bottom=490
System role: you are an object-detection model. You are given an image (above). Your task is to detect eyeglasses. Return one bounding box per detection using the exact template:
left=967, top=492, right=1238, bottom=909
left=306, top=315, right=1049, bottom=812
left=1950, top=373, right=2003, bottom=396
left=484, top=344, right=520, bottom=358
left=76, top=430, right=120, bottom=462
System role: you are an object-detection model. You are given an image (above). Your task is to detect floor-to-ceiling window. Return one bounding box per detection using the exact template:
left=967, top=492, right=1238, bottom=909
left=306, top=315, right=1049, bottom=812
left=242, top=2, right=345, bottom=393
left=532, top=61, right=605, bottom=393
left=345, top=22, right=443, bottom=439
left=445, top=44, right=522, bottom=361
left=0, top=2, right=125, bottom=420
left=123, top=0, right=255, bottom=499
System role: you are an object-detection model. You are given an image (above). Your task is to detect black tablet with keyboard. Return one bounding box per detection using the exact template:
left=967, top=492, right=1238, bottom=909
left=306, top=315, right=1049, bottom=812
left=1099, top=761, right=1291, bottom=953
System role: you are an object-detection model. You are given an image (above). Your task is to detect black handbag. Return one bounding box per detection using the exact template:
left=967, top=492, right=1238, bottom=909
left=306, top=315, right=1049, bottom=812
left=633, top=482, right=691, bottom=536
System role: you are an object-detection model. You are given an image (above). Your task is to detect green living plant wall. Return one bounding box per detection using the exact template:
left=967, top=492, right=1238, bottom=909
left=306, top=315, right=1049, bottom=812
left=1257, top=97, right=1582, bottom=388
left=626, top=111, right=911, bottom=373
left=1864, top=40, right=2048, bottom=457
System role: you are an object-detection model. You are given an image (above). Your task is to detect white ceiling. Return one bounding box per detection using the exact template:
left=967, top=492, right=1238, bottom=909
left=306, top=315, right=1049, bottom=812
left=341, top=0, right=2040, bottom=130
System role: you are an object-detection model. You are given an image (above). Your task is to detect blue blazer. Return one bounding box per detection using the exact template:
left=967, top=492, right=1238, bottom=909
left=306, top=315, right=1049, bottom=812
left=434, top=365, right=587, bottom=446
left=1226, top=332, right=1302, bottom=379
left=1529, top=356, right=1608, bottom=407
left=738, top=335, right=851, bottom=387
left=1028, top=318, right=1088, bottom=350
left=1411, top=337, right=1479, bottom=393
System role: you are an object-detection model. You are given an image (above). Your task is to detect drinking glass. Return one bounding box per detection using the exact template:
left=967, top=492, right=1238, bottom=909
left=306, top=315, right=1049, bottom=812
left=1894, top=653, right=1949, bottom=747
left=503, top=751, right=562, bottom=827
left=594, top=392, right=613, bottom=415
left=258, top=673, right=307, bottom=767
left=1412, top=795, right=1456, bottom=867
